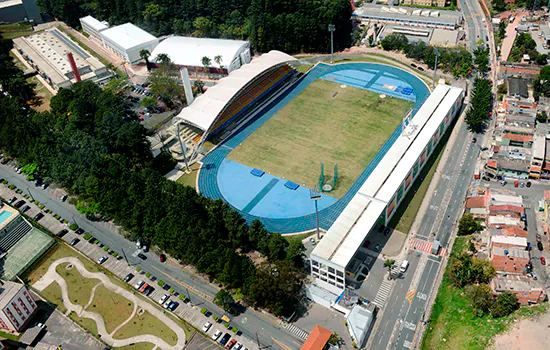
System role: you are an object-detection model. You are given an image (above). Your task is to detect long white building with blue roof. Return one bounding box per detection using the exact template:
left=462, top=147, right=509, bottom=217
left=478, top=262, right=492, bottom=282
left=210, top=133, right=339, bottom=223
left=309, top=83, right=464, bottom=307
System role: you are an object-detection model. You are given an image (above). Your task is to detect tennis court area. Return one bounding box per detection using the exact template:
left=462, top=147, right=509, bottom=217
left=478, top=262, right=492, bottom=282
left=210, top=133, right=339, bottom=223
left=227, top=79, right=413, bottom=198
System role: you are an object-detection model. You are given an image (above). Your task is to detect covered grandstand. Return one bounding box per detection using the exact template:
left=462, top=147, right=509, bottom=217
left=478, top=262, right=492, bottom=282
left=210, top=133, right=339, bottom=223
left=174, top=50, right=297, bottom=156
left=308, top=83, right=464, bottom=307
left=151, top=36, right=251, bottom=73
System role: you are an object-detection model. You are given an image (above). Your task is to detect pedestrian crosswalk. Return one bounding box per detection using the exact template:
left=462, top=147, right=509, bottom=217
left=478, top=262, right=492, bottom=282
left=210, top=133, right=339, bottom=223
left=373, top=278, right=393, bottom=308
left=280, top=322, right=309, bottom=340
left=409, top=238, right=447, bottom=256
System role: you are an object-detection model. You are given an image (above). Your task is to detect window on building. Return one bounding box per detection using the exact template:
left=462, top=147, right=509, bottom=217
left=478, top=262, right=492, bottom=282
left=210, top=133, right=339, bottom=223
left=329, top=280, right=336, bottom=286
left=337, top=284, right=343, bottom=289
left=321, top=271, right=327, bottom=276
left=311, top=260, right=319, bottom=266
left=337, top=270, right=343, bottom=277
left=321, top=277, right=327, bottom=282
left=312, top=267, right=319, bottom=273
left=328, top=267, right=335, bottom=274
left=337, top=278, right=344, bottom=284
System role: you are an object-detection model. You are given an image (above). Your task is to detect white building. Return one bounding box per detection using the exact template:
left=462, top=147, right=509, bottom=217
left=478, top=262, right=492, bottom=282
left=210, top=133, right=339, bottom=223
left=100, top=23, right=159, bottom=63
left=79, top=15, right=109, bottom=40
left=0, top=280, right=37, bottom=332
left=150, top=36, right=251, bottom=73
left=309, top=84, right=464, bottom=306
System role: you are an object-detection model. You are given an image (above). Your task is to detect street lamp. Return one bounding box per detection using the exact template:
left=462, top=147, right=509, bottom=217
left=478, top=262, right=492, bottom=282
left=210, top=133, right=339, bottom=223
left=433, top=47, right=440, bottom=89
left=310, top=189, right=321, bottom=239
left=328, top=24, right=335, bottom=64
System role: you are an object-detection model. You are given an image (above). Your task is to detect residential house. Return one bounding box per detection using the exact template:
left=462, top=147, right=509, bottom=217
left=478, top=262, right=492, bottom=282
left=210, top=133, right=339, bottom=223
left=491, top=276, right=547, bottom=304
left=490, top=247, right=530, bottom=274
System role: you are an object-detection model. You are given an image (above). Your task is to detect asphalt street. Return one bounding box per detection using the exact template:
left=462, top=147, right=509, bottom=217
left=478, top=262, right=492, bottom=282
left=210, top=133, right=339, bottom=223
left=459, top=0, right=489, bottom=51
left=0, top=164, right=304, bottom=350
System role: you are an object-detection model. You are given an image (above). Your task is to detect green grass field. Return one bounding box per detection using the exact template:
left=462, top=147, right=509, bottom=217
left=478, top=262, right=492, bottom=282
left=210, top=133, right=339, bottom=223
left=227, top=79, right=413, bottom=198
left=421, top=236, right=550, bottom=349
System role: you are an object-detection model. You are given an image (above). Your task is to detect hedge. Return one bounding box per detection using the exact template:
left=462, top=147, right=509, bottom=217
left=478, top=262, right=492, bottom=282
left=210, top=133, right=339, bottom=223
left=69, top=224, right=78, bottom=230
left=158, top=280, right=165, bottom=287
left=200, top=308, right=207, bottom=314
left=169, top=288, right=174, bottom=293
left=83, top=233, right=92, bottom=240
left=16, top=189, right=22, bottom=194
left=224, top=323, right=230, bottom=329
left=231, top=327, right=238, bottom=333
left=103, top=246, right=109, bottom=252
left=136, top=267, right=141, bottom=272
left=54, top=214, right=60, bottom=219
left=179, top=294, right=185, bottom=300
left=212, top=315, right=218, bottom=321
left=8, top=184, right=15, bottom=189
left=39, top=205, right=45, bottom=209
left=24, top=194, right=29, bottom=199
left=2, top=179, right=8, bottom=184
left=145, top=272, right=151, bottom=277
left=112, top=252, right=118, bottom=257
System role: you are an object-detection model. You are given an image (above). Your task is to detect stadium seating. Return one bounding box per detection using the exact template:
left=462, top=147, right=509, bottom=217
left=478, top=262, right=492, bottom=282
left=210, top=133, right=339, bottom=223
left=209, top=64, right=294, bottom=136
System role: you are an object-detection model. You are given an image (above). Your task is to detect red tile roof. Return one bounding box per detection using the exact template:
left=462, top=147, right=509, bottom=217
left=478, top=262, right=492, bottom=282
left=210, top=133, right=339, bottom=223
left=503, top=133, right=533, bottom=143
left=545, top=190, right=550, bottom=201
left=466, top=196, right=487, bottom=209
left=301, top=325, right=332, bottom=350
left=487, top=159, right=498, bottom=169
left=489, top=204, right=525, bottom=214
left=501, top=226, right=528, bottom=237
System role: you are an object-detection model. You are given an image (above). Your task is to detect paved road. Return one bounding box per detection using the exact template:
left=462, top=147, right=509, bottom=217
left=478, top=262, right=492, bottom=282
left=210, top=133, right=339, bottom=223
left=0, top=164, right=304, bottom=350
left=459, top=0, right=489, bottom=51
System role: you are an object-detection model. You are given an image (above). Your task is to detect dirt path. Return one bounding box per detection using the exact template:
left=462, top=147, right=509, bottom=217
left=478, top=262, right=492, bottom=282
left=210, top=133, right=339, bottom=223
left=34, top=257, right=186, bottom=350
left=491, top=310, right=550, bottom=349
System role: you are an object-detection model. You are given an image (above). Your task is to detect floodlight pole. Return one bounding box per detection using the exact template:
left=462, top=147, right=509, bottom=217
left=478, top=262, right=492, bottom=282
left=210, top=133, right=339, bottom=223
left=310, top=189, right=321, bottom=239
left=328, top=24, right=335, bottom=64
left=433, top=47, right=439, bottom=89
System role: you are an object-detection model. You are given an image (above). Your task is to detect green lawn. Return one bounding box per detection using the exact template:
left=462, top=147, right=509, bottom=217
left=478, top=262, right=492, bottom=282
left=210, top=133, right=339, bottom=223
left=176, top=163, right=201, bottom=189
left=40, top=282, right=67, bottom=313
left=421, top=236, right=550, bottom=349
left=56, top=263, right=101, bottom=306
left=283, top=231, right=315, bottom=243
left=227, top=79, right=413, bottom=198
left=116, top=343, right=155, bottom=350
left=86, top=285, right=134, bottom=333
left=0, top=23, right=33, bottom=39
left=70, top=312, right=99, bottom=337
left=114, top=311, right=178, bottom=346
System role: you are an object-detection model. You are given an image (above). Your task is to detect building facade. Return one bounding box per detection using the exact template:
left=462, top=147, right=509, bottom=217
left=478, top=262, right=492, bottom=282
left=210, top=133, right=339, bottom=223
left=100, top=23, right=159, bottom=63
left=0, top=281, right=37, bottom=332
left=490, top=247, right=529, bottom=274
left=79, top=15, right=109, bottom=40
left=403, top=0, right=446, bottom=7
left=491, top=276, right=546, bottom=304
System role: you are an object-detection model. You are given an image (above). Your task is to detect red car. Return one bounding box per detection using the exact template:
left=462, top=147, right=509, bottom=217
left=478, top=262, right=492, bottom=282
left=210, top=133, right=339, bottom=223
left=226, top=339, right=237, bottom=349
left=159, top=254, right=166, bottom=263
left=541, top=257, right=546, bottom=265
left=139, top=283, right=149, bottom=293
left=139, top=111, right=144, bottom=115
left=138, top=116, right=144, bottom=121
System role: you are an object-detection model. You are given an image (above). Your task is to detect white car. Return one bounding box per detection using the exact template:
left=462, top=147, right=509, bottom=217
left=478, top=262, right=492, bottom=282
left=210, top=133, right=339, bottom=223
left=159, top=294, right=169, bottom=305
left=234, top=343, right=243, bottom=350
left=212, top=329, right=222, bottom=340
left=163, top=299, right=171, bottom=308
left=134, top=280, right=144, bottom=290
left=202, top=321, right=212, bottom=332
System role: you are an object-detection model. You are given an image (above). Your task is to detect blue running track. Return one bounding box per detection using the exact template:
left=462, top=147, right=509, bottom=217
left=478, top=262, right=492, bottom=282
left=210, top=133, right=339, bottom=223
left=197, top=62, right=430, bottom=234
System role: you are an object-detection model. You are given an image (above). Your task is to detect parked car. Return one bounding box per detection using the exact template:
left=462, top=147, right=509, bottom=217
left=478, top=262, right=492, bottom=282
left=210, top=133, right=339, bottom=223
left=137, top=253, right=147, bottom=260
left=134, top=280, right=144, bottom=290
left=8, top=196, right=17, bottom=204
left=75, top=228, right=85, bottom=235
left=97, top=256, right=108, bottom=264
left=33, top=213, right=44, bottom=221
left=60, top=194, right=68, bottom=202
left=159, top=294, right=169, bottom=304
left=418, top=66, right=425, bottom=71
left=139, top=283, right=149, bottom=293
left=374, top=244, right=381, bottom=252
left=14, top=200, right=25, bottom=208
left=69, top=238, right=80, bottom=246
left=526, top=181, right=532, bottom=187
left=167, top=301, right=179, bottom=311
left=143, top=285, right=154, bottom=295
left=538, top=241, right=544, bottom=251
left=541, top=257, right=546, bottom=265
left=41, top=182, right=49, bottom=189
left=536, top=234, right=542, bottom=243
left=21, top=205, right=30, bottom=213
left=56, top=229, right=68, bottom=237
left=220, top=333, right=231, bottom=345
left=472, top=137, right=477, bottom=143
left=124, top=273, right=134, bottom=283
left=212, top=330, right=222, bottom=341
left=202, top=321, right=212, bottom=332
left=227, top=339, right=237, bottom=349
left=234, top=343, right=243, bottom=350
left=163, top=299, right=172, bottom=309
left=88, top=236, right=96, bottom=243
left=159, top=254, right=166, bottom=263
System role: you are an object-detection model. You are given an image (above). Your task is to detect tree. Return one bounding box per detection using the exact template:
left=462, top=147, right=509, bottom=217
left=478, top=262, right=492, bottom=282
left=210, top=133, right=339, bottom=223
left=471, top=258, right=496, bottom=284
left=201, top=56, right=212, bottom=76
left=465, top=284, right=493, bottom=317
left=450, top=253, right=473, bottom=287
left=458, top=214, right=483, bottom=236
left=474, top=45, right=490, bottom=73
left=149, top=61, right=185, bottom=107
left=381, top=34, right=408, bottom=51
left=139, top=49, right=151, bottom=71
left=104, top=77, right=130, bottom=93
left=384, top=259, right=396, bottom=280
left=286, top=237, right=306, bottom=268
left=535, top=53, right=548, bottom=66
left=490, top=291, right=519, bottom=318
left=155, top=53, right=171, bottom=66
left=328, top=332, right=341, bottom=345
left=537, top=111, right=548, bottom=124
left=492, top=0, right=507, bottom=12
left=193, top=79, right=205, bottom=96
left=214, top=55, right=223, bottom=70
left=404, top=41, right=427, bottom=60
left=141, top=96, right=158, bottom=110
left=214, top=289, right=236, bottom=313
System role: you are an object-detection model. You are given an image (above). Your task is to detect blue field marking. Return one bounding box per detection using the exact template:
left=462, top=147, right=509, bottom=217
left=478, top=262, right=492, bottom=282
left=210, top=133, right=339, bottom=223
left=198, top=62, right=430, bottom=233
left=242, top=178, right=279, bottom=213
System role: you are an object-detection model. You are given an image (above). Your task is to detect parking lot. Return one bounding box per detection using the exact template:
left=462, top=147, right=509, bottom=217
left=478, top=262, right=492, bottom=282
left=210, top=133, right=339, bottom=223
left=125, top=86, right=175, bottom=129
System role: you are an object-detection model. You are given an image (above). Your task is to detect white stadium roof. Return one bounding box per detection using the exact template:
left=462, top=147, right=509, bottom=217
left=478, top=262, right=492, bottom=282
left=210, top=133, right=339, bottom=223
left=80, top=15, right=109, bottom=32
left=312, top=84, right=463, bottom=268
left=151, top=36, right=249, bottom=67
left=175, top=50, right=296, bottom=131
left=100, top=23, right=157, bottom=50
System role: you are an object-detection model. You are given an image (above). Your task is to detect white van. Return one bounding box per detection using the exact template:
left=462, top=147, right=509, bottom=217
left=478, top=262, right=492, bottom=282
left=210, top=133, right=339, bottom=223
left=400, top=260, right=409, bottom=273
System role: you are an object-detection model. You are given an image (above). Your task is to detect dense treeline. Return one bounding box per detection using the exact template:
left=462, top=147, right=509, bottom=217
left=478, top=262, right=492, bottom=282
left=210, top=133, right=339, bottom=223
left=0, top=35, right=304, bottom=316
left=36, top=0, right=352, bottom=54
left=380, top=34, right=472, bottom=78
left=465, top=77, right=492, bottom=133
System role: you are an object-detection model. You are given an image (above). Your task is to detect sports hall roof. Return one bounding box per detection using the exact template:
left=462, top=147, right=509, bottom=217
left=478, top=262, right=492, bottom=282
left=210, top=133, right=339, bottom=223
left=151, top=36, right=250, bottom=68
left=100, top=23, right=157, bottom=50
left=175, top=50, right=296, bottom=131
left=80, top=15, right=109, bottom=32
left=312, top=84, right=463, bottom=268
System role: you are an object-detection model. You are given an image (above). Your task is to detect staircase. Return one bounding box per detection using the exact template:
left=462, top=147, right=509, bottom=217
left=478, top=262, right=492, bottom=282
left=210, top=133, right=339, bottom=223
left=0, top=220, right=32, bottom=252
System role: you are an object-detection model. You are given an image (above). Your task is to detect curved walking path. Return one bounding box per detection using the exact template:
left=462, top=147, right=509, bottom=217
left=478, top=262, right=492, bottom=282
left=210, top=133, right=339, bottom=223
left=35, top=257, right=186, bottom=350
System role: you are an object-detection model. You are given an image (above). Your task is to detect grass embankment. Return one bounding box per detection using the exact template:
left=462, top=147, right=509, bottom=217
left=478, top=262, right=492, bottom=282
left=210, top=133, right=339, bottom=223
left=0, top=23, right=33, bottom=39
left=176, top=163, right=201, bottom=189
left=421, top=236, right=550, bottom=349
left=228, top=79, right=412, bottom=198
left=87, top=285, right=134, bottom=333
left=56, top=262, right=101, bottom=305
left=113, top=311, right=178, bottom=346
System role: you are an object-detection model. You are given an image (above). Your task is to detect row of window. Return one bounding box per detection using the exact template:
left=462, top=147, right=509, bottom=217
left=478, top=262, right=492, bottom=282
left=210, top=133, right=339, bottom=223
left=312, top=272, right=344, bottom=289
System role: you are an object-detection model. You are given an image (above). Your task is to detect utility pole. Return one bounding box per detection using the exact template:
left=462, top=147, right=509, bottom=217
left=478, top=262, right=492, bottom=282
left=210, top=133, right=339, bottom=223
left=121, top=248, right=131, bottom=267
left=26, top=187, right=34, bottom=202
left=433, top=47, right=439, bottom=89
left=310, top=189, right=321, bottom=239
left=186, top=287, right=192, bottom=305
left=328, top=24, right=335, bottom=64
